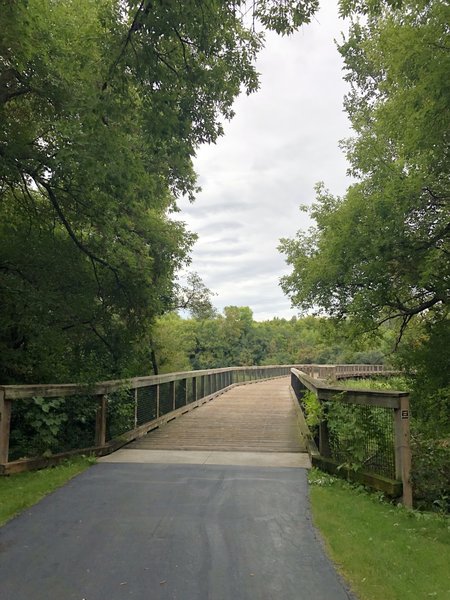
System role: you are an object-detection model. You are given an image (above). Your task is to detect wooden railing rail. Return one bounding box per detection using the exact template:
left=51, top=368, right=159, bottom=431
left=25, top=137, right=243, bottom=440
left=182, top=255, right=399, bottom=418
left=1, top=363, right=393, bottom=475
left=290, top=368, right=412, bottom=507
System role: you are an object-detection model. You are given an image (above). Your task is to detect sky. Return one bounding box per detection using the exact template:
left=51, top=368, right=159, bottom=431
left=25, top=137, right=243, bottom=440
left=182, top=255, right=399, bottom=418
left=175, top=4, right=353, bottom=321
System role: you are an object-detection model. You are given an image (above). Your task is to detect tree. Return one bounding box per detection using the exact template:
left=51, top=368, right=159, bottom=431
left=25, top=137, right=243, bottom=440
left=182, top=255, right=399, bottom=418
left=0, top=0, right=319, bottom=383
left=173, top=272, right=217, bottom=321
left=280, top=0, right=449, bottom=342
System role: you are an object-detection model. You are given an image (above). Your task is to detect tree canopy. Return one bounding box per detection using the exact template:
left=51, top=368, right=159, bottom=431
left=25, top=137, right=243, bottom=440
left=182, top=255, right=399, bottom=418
left=149, top=307, right=388, bottom=375
left=0, top=0, right=319, bottom=383
left=280, top=0, right=449, bottom=340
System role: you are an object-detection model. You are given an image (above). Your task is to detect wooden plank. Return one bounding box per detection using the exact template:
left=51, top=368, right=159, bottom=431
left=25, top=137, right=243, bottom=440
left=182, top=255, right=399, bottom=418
left=2, top=383, right=94, bottom=400
left=317, top=388, right=402, bottom=409
left=128, top=378, right=306, bottom=454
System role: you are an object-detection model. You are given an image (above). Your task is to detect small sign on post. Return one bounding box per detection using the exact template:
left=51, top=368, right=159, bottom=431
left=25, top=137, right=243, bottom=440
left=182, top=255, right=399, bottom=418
left=394, top=396, right=412, bottom=508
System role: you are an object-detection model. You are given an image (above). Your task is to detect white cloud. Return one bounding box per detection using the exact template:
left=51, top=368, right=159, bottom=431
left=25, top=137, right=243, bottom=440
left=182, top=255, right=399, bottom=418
left=175, top=4, right=353, bottom=320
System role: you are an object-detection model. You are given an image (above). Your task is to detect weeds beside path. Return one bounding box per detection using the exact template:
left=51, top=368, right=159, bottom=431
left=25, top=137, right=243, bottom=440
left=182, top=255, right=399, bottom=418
left=0, top=457, right=94, bottom=526
left=309, top=469, right=450, bottom=600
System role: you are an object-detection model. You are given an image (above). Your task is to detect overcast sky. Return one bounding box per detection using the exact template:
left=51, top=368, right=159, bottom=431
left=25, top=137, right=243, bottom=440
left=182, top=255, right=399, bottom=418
left=175, top=4, right=353, bottom=321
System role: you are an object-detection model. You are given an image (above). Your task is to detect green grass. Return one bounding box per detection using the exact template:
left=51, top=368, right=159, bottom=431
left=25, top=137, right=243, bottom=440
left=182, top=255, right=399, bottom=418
left=0, top=457, right=95, bottom=526
left=309, top=469, right=450, bottom=600
left=334, top=376, right=410, bottom=391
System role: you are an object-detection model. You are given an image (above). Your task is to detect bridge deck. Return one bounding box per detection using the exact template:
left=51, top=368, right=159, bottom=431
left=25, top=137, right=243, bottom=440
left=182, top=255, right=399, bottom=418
left=127, top=377, right=305, bottom=453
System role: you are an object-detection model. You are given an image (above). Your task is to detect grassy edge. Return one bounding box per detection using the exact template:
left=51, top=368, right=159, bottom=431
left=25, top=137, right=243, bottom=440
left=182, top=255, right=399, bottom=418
left=0, top=456, right=96, bottom=527
left=308, top=468, right=450, bottom=600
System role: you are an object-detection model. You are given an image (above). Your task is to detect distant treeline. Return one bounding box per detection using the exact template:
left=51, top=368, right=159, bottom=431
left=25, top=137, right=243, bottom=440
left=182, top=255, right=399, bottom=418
left=150, top=307, right=389, bottom=375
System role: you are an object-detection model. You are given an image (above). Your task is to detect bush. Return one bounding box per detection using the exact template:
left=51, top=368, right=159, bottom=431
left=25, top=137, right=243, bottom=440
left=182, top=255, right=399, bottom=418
left=411, top=431, right=450, bottom=514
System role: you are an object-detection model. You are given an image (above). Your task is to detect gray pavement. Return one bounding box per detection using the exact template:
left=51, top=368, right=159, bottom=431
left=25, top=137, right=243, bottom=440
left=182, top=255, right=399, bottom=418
left=0, top=463, right=354, bottom=600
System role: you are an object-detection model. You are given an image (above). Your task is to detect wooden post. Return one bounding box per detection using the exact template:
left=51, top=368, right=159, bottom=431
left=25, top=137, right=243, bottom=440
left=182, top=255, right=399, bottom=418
left=170, top=381, right=176, bottom=411
left=134, top=387, right=138, bottom=428
left=0, top=390, right=12, bottom=464
left=95, top=394, right=108, bottom=447
left=192, top=377, right=197, bottom=402
left=156, top=384, right=160, bottom=418
left=394, top=394, right=413, bottom=508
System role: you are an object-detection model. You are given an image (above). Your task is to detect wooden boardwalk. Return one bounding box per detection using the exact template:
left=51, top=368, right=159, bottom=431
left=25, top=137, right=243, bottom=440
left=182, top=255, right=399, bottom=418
left=127, top=377, right=305, bottom=453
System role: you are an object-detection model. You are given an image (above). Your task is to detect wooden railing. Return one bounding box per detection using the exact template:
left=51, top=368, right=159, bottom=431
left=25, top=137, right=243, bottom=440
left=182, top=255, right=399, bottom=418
left=290, top=368, right=412, bottom=507
left=0, top=363, right=393, bottom=475
left=0, top=365, right=294, bottom=473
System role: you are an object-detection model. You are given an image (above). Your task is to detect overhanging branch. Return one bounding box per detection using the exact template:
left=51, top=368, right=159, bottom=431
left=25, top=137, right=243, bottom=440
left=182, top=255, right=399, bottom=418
left=33, top=175, right=126, bottom=294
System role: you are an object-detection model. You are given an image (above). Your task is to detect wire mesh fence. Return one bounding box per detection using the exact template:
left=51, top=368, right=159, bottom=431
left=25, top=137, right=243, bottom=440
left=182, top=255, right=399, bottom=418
left=325, top=401, right=396, bottom=479
left=107, top=389, right=135, bottom=441
left=136, top=385, right=158, bottom=426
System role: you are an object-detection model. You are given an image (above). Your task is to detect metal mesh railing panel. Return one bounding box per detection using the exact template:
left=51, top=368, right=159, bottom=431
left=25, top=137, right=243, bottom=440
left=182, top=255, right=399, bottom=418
left=203, top=375, right=209, bottom=396
left=136, top=385, right=158, bottom=425
left=186, top=378, right=194, bottom=404
left=159, top=382, right=173, bottom=416
left=326, top=402, right=396, bottom=479
left=107, top=389, right=135, bottom=440
left=198, top=376, right=205, bottom=399
left=175, top=379, right=187, bottom=409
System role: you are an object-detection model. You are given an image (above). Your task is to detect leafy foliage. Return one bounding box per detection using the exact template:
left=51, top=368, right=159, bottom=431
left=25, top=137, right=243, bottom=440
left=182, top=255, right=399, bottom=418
left=149, top=309, right=388, bottom=374
left=279, top=0, right=449, bottom=467
left=280, top=0, right=449, bottom=342
left=411, top=432, right=450, bottom=514
left=10, top=395, right=96, bottom=459
left=302, top=389, right=323, bottom=431
left=0, top=0, right=319, bottom=384
left=10, top=397, right=68, bottom=458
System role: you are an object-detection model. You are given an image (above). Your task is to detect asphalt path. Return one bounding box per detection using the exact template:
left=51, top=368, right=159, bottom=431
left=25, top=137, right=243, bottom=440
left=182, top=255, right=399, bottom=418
left=0, top=463, right=354, bottom=600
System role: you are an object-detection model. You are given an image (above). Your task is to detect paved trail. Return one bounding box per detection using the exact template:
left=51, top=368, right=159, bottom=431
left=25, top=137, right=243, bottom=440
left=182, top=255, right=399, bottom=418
left=0, top=463, right=353, bottom=600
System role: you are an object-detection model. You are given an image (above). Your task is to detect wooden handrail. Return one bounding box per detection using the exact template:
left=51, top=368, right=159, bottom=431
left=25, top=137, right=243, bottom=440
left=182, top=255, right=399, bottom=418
left=0, top=363, right=390, bottom=400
